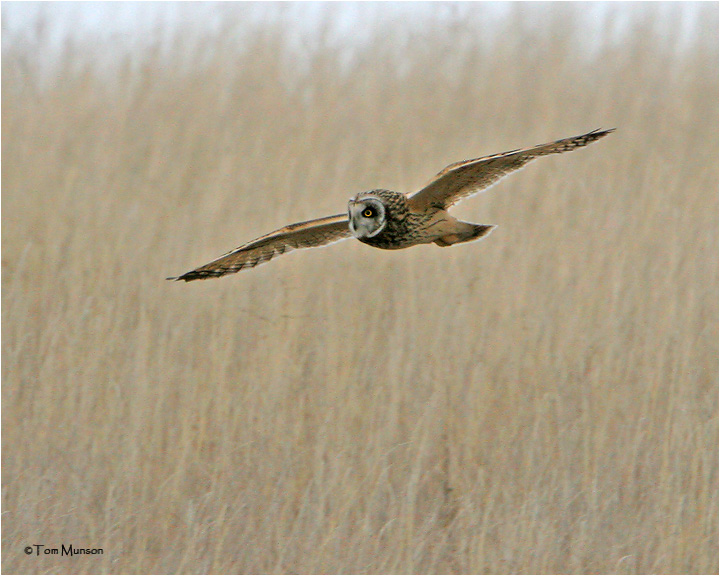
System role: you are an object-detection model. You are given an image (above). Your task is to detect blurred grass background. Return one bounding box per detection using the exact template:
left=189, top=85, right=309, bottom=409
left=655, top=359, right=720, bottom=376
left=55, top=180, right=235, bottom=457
left=2, top=2, right=718, bottom=573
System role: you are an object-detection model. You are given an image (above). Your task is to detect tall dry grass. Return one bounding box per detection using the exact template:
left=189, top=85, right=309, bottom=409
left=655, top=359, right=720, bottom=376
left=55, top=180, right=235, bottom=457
left=2, top=4, right=717, bottom=574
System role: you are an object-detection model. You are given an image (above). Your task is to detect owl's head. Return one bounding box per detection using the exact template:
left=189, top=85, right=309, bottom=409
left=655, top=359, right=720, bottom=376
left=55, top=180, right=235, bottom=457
left=347, top=192, right=388, bottom=239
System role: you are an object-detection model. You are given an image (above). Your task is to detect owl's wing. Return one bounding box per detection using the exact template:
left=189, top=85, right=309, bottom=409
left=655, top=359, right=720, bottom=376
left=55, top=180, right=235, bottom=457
left=169, top=213, right=351, bottom=281
left=407, top=129, right=614, bottom=211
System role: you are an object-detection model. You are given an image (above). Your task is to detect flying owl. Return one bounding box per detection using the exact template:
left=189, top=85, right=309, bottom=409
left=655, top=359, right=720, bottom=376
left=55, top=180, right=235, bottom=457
left=169, top=129, right=613, bottom=281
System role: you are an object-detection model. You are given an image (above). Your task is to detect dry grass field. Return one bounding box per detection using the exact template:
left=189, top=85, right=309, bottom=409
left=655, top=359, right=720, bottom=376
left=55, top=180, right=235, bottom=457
left=2, top=3, right=717, bottom=574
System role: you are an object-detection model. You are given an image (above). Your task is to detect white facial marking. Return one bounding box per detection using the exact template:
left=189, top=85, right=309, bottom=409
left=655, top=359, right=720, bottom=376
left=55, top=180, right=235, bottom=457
left=348, top=196, right=386, bottom=239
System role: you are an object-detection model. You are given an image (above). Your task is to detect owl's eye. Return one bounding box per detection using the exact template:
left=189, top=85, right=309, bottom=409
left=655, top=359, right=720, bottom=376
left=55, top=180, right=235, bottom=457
left=362, top=208, right=375, bottom=218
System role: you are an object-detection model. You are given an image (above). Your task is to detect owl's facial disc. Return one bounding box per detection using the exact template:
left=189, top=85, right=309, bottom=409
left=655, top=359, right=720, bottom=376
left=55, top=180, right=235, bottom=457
left=348, top=196, right=387, bottom=239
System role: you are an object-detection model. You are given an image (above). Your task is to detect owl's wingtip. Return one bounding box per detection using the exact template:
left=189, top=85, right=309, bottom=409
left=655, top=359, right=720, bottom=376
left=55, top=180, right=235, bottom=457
left=167, top=269, right=210, bottom=282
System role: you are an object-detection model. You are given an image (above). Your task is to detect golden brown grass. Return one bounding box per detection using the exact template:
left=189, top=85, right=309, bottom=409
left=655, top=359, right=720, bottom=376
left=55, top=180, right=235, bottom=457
left=2, top=4, right=717, bottom=574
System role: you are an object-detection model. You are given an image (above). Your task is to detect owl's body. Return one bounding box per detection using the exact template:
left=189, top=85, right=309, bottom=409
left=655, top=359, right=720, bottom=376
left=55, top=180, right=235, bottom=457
left=350, top=190, right=432, bottom=250
left=170, top=129, right=613, bottom=281
left=350, top=189, right=492, bottom=250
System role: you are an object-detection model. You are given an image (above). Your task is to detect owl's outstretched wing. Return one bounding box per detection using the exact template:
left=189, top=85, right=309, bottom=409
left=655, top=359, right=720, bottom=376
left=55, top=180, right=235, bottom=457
left=408, top=129, right=614, bottom=211
left=168, top=213, right=351, bottom=281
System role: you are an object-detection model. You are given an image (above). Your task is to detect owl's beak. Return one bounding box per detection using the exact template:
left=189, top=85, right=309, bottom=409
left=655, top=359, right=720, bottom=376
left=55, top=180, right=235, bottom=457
left=347, top=201, right=359, bottom=236
left=347, top=202, right=366, bottom=223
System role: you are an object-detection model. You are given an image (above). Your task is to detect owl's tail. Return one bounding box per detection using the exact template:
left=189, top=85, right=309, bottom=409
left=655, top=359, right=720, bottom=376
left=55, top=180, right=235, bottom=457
left=434, top=222, right=496, bottom=247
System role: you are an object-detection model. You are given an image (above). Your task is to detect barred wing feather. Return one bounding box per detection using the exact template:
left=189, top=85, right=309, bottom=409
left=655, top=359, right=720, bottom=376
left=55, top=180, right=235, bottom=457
left=169, top=214, right=351, bottom=281
left=408, top=129, right=614, bottom=211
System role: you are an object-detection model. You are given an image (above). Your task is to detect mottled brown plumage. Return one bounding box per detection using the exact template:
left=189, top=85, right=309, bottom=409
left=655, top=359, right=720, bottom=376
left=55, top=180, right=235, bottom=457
left=170, top=214, right=350, bottom=281
left=169, top=129, right=613, bottom=281
left=408, top=128, right=614, bottom=211
left=348, top=189, right=426, bottom=250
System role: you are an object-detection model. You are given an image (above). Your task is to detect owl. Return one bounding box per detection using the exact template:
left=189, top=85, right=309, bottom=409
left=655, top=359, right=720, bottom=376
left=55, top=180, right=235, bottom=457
left=169, top=129, right=613, bottom=281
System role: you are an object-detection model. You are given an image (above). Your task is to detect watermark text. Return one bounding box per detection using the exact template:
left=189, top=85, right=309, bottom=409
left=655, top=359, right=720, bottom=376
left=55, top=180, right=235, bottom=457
left=25, top=544, right=103, bottom=557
